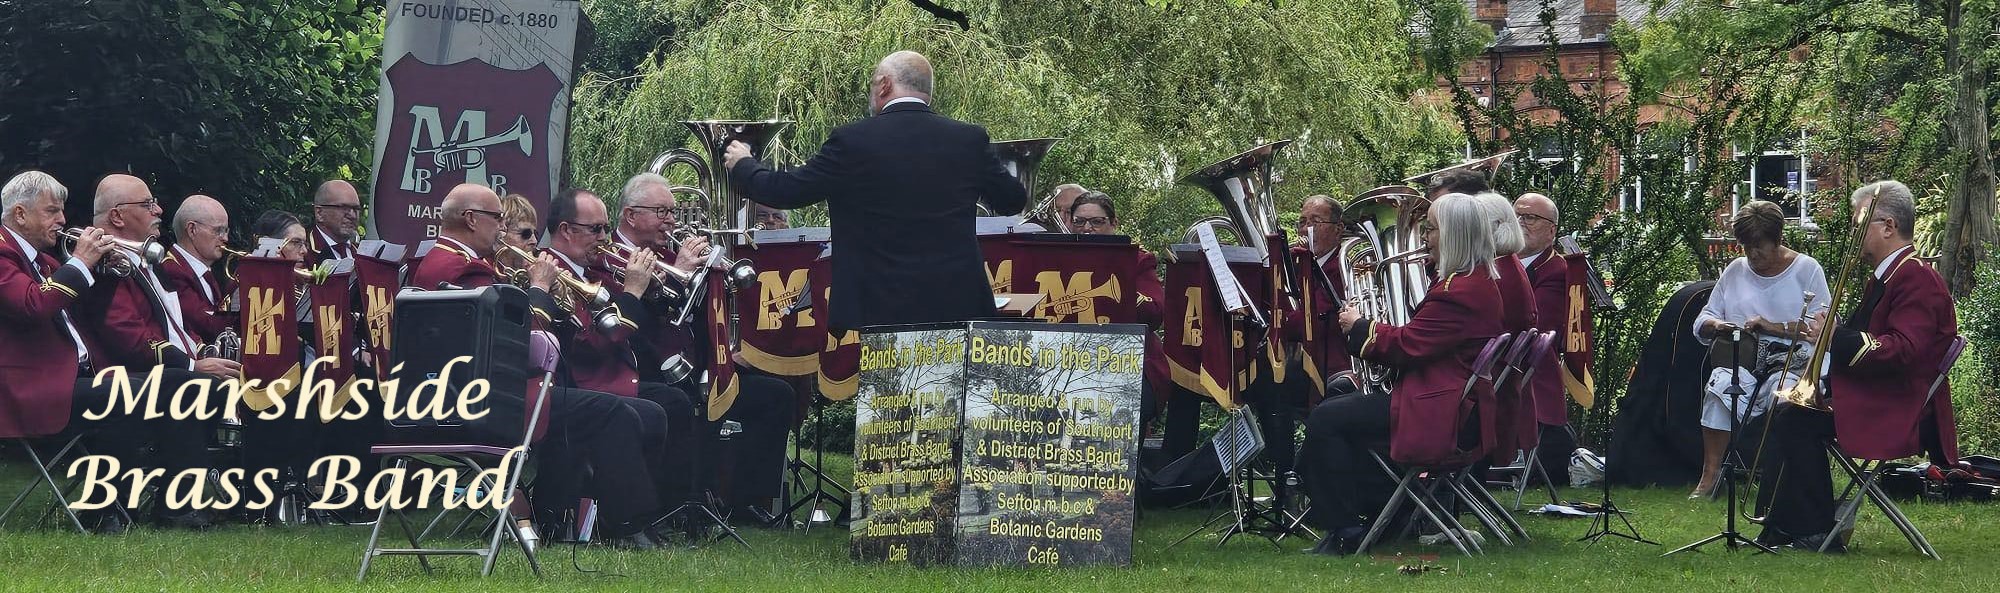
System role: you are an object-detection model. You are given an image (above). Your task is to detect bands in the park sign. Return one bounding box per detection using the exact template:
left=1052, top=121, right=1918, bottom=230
left=365, top=1, right=582, bottom=246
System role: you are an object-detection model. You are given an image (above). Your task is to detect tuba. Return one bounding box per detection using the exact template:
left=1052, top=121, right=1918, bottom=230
left=1178, top=140, right=1299, bottom=306
left=988, top=138, right=1061, bottom=221
left=1336, top=185, right=1432, bottom=391
left=644, top=120, right=790, bottom=339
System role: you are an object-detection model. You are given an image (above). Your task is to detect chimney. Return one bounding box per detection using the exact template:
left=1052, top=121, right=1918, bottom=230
left=1474, top=0, right=1509, bottom=35
left=1581, top=0, right=1618, bottom=41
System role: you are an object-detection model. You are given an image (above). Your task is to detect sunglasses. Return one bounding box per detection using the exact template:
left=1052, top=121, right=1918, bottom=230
left=464, top=208, right=503, bottom=222
left=564, top=221, right=611, bottom=235
left=514, top=229, right=536, bottom=241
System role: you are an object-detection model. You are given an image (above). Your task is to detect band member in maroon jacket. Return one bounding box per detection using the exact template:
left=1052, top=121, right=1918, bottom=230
left=1300, top=193, right=1505, bottom=556
left=1066, top=192, right=1167, bottom=422
left=1477, top=192, right=1535, bottom=458
left=157, top=195, right=232, bottom=343
left=72, top=175, right=243, bottom=380
left=1288, top=195, right=1353, bottom=393
left=603, top=178, right=798, bottom=519
left=10, top=172, right=227, bottom=530
left=407, top=183, right=675, bottom=549
left=1762, top=181, right=1961, bottom=553
left=306, top=180, right=361, bottom=264
left=1515, top=193, right=1576, bottom=478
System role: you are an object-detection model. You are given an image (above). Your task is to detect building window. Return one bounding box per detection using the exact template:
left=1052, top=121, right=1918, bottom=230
left=1733, top=130, right=1814, bottom=222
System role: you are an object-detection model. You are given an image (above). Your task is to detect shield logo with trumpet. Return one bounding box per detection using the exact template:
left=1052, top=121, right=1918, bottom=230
left=371, top=56, right=562, bottom=245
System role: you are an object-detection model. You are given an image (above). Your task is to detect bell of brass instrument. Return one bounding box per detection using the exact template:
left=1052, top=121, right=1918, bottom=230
left=60, top=228, right=166, bottom=278
left=1777, top=188, right=1885, bottom=412
left=597, top=242, right=684, bottom=302
left=1335, top=185, right=1431, bottom=392
left=199, top=326, right=244, bottom=362
left=988, top=138, right=1061, bottom=219
left=497, top=243, right=616, bottom=330
left=645, top=120, right=789, bottom=343
left=1179, top=141, right=1290, bottom=261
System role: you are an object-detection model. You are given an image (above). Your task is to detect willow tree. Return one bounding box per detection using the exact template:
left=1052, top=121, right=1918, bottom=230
left=568, top=0, right=1463, bottom=253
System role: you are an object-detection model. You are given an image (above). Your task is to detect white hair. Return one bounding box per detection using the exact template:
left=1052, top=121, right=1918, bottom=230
left=622, top=172, right=671, bottom=204
left=1475, top=191, right=1524, bottom=254
left=1432, top=193, right=1499, bottom=279
left=1852, top=180, right=1917, bottom=240
left=2, top=170, right=66, bottom=216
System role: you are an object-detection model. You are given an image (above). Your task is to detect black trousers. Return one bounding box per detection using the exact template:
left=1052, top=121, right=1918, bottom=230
left=68, top=370, right=212, bottom=512
left=636, top=381, right=697, bottom=504
left=533, top=386, right=660, bottom=537
left=1299, top=388, right=1394, bottom=531
left=1757, top=403, right=1836, bottom=540
left=667, top=372, right=795, bottom=511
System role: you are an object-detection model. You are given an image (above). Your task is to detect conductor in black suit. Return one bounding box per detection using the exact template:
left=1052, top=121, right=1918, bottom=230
left=723, top=50, right=1027, bottom=331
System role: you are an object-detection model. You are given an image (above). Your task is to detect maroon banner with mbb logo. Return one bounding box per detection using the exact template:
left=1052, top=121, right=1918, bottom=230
left=736, top=240, right=828, bottom=377
left=235, top=257, right=301, bottom=413
left=982, top=235, right=1143, bottom=324
left=365, top=1, right=582, bottom=246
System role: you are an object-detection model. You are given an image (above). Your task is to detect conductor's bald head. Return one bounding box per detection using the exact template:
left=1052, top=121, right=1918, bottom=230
left=870, top=51, right=934, bottom=115
left=440, top=183, right=502, bottom=255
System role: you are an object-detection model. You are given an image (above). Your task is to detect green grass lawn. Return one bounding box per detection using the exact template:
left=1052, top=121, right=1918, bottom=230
left=1, top=452, right=1994, bottom=592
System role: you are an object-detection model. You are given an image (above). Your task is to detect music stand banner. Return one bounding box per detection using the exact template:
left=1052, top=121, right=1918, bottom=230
left=851, top=322, right=1144, bottom=567
left=235, top=257, right=301, bottom=412
left=1161, top=257, right=1269, bottom=409
left=736, top=240, right=826, bottom=376
left=1562, top=252, right=1598, bottom=409
left=364, top=1, right=582, bottom=246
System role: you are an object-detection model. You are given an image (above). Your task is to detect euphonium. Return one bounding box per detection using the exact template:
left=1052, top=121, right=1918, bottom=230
left=59, top=228, right=165, bottom=278
left=1777, top=188, right=1885, bottom=412
left=1335, top=185, right=1431, bottom=392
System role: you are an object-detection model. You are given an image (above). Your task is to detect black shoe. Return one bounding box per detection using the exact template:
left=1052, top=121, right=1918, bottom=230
left=152, top=509, right=220, bottom=531
left=1309, top=527, right=1367, bottom=556
left=1754, top=528, right=1795, bottom=548
left=78, top=510, right=129, bottom=535
left=735, top=505, right=784, bottom=529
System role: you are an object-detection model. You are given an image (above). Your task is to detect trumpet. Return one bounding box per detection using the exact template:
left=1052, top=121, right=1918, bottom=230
left=597, top=242, right=685, bottom=302
left=497, top=243, right=613, bottom=311
left=59, top=228, right=166, bottom=278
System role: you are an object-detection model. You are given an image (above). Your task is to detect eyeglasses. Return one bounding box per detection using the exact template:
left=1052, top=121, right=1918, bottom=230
left=626, top=205, right=674, bottom=219
left=564, top=221, right=611, bottom=235
left=114, top=198, right=159, bottom=210
left=1297, top=217, right=1336, bottom=227
left=316, top=203, right=365, bottom=215
left=1071, top=216, right=1111, bottom=229
left=464, top=208, right=504, bottom=222
left=191, top=222, right=229, bottom=237
left=1518, top=213, right=1555, bottom=226
left=514, top=228, right=536, bottom=241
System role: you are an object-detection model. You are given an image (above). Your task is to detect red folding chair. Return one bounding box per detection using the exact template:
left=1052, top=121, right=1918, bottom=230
left=1356, top=333, right=1511, bottom=557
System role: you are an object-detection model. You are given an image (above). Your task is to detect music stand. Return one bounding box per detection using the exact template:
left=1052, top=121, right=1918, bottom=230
left=780, top=387, right=851, bottom=531
left=1167, top=407, right=1276, bottom=548
left=1666, top=329, right=1777, bottom=555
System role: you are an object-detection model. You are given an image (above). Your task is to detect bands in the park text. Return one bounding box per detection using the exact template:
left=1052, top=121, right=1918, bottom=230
left=861, top=336, right=1142, bottom=373
left=396, top=3, right=561, bottom=28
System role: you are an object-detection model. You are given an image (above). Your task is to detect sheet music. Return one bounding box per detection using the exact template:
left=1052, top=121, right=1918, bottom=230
left=252, top=237, right=285, bottom=258
left=1194, top=224, right=1258, bottom=323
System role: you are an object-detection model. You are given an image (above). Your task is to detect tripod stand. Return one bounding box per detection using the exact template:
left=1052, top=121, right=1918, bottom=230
left=653, top=394, right=750, bottom=548
left=1578, top=396, right=1654, bottom=544
left=780, top=393, right=850, bottom=531
left=1666, top=329, right=1777, bottom=555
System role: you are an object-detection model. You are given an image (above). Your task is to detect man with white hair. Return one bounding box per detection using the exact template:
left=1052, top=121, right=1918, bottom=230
left=1514, top=192, right=1576, bottom=482
left=1763, top=180, right=1961, bottom=553
left=721, top=50, right=1027, bottom=330
left=158, top=195, right=231, bottom=342
left=1046, top=183, right=1086, bottom=232
left=3, top=171, right=221, bottom=530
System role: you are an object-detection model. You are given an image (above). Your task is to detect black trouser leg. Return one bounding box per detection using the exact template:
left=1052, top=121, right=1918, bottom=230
left=719, top=373, right=795, bottom=511
left=1299, top=389, right=1392, bottom=531
left=1164, top=386, right=1204, bottom=460
left=1757, top=404, right=1835, bottom=540
left=71, top=370, right=215, bottom=513
left=538, top=387, right=658, bottom=536
left=619, top=393, right=674, bottom=510
left=637, top=381, right=697, bottom=502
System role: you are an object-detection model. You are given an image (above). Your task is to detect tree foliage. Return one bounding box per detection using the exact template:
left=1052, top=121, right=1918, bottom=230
left=0, top=0, right=382, bottom=224
left=569, top=0, right=1465, bottom=253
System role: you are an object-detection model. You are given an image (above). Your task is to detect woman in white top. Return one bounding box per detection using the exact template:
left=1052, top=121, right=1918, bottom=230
left=1689, top=201, right=1830, bottom=498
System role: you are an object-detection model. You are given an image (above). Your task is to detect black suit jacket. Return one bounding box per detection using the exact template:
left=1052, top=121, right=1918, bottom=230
left=728, top=101, right=1027, bottom=330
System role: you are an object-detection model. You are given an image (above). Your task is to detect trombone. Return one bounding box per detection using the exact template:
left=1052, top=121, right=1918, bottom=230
left=59, top=228, right=165, bottom=278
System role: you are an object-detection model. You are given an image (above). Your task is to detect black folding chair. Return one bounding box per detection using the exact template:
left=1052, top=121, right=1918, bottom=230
left=1, top=432, right=130, bottom=533
left=1818, top=335, right=1964, bottom=559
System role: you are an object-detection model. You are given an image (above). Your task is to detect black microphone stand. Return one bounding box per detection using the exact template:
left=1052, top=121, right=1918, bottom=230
left=1666, top=328, right=1778, bottom=555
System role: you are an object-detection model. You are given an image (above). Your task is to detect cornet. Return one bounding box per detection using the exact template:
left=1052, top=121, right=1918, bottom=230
left=497, top=244, right=612, bottom=309
left=59, top=228, right=166, bottom=278
left=496, top=244, right=623, bottom=332
left=597, top=242, right=685, bottom=301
